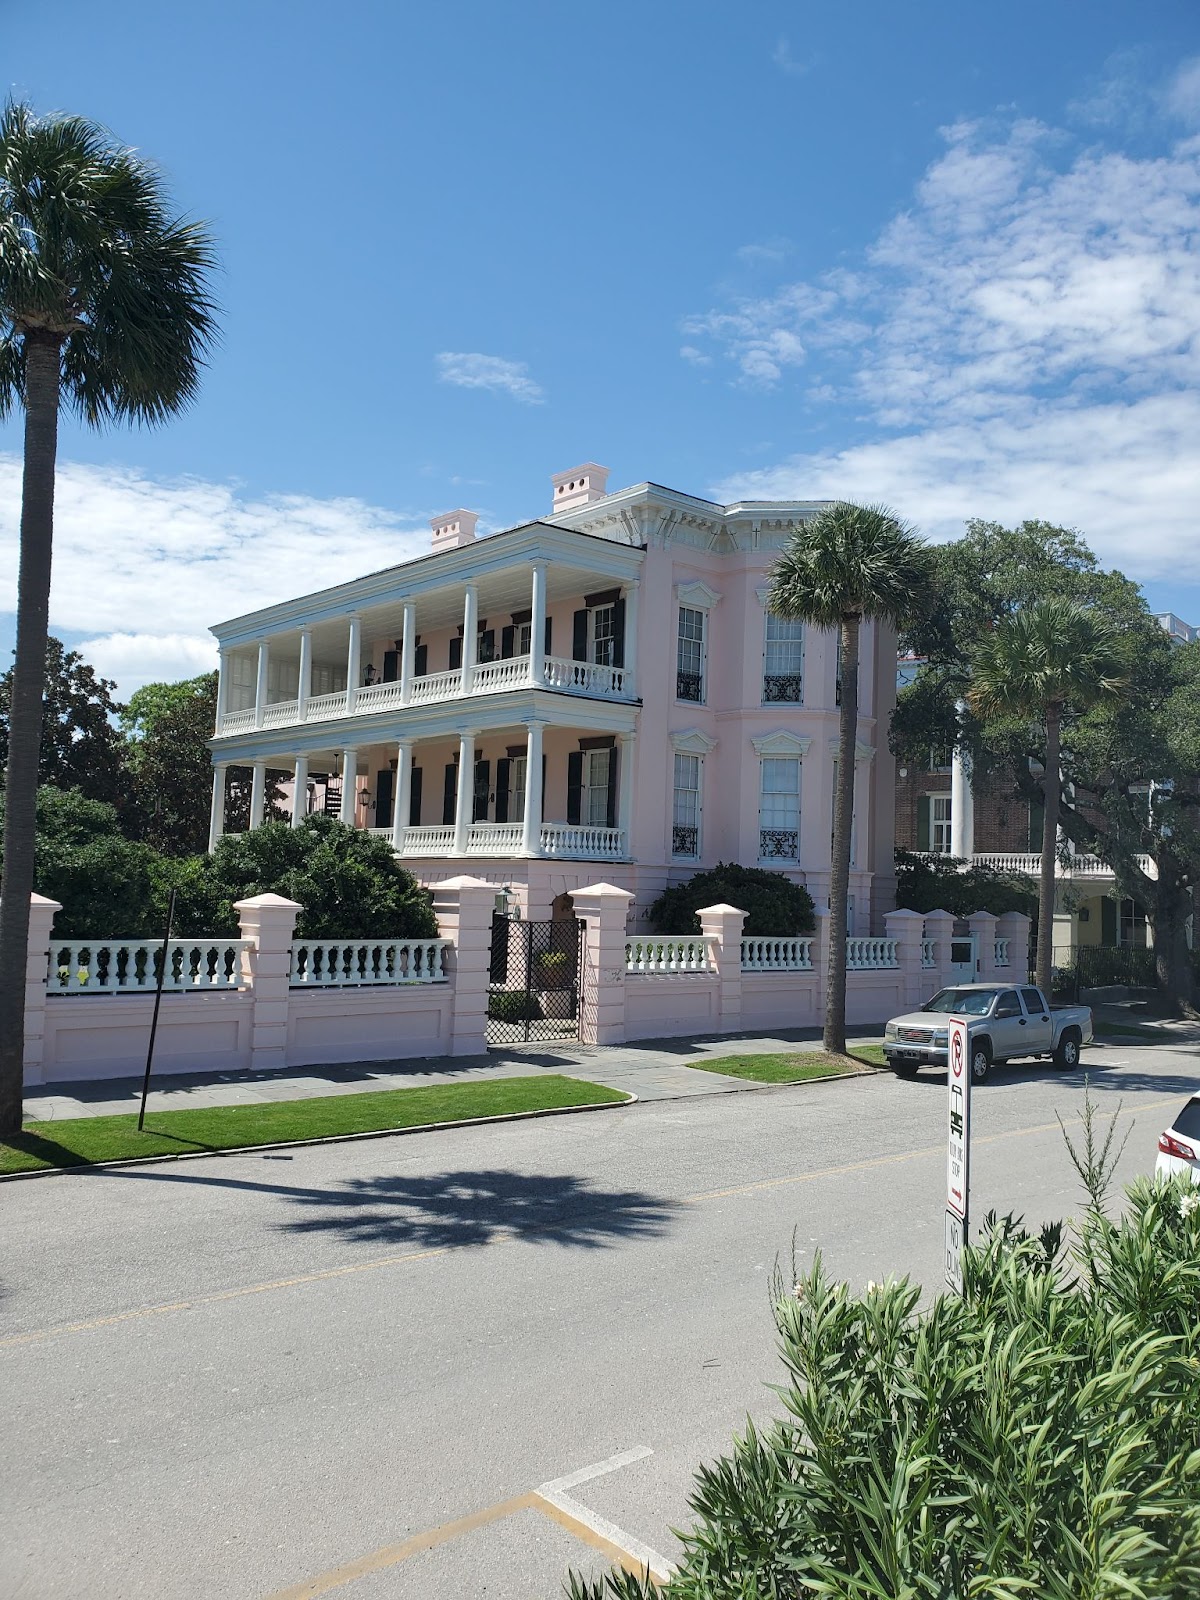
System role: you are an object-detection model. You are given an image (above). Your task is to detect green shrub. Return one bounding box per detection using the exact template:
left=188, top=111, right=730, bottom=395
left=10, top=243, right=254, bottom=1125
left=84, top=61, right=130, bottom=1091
left=568, top=1166, right=1200, bottom=1598
left=648, top=863, right=815, bottom=938
left=487, top=991, right=542, bottom=1023
left=895, top=845, right=1036, bottom=917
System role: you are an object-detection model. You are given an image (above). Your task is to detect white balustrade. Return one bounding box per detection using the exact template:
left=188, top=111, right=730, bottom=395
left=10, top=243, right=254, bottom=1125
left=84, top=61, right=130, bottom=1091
left=399, top=826, right=456, bottom=857
left=539, top=823, right=626, bottom=860
left=466, top=822, right=524, bottom=854
left=920, top=938, right=937, bottom=969
left=408, top=668, right=463, bottom=706
left=354, top=680, right=406, bottom=713
left=846, top=937, right=899, bottom=970
left=625, top=937, right=717, bottom=975
left=541, top=655, right=631, bottom=698
left=219, top=707, right=256, bottom=735
left=926, top=850, right=1158, bottom=881
left=50, top=939, right=251, bottom=994
left=994, top=937, right=1011, bottom=968
left=305, top=689, right=351, bottom=722
left=741, top=937, right=813, bottom=971
left=289, top=939, right=449, bottom=986
left=473, top=657, right=532, bottom=694
left=262, top=699, right=301, bottom=728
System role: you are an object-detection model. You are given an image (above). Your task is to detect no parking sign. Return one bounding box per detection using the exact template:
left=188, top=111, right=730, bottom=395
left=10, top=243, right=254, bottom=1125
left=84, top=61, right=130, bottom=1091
left=945, top=1016, right=971, bottom=1294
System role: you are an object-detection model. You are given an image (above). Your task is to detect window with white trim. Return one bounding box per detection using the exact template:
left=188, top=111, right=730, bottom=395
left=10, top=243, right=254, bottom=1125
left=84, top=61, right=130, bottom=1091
left=759, top=758, right=800, bottom=860
left=931, top=794, right=953, bottom=855
left=672, top=753, right=701, bottom=857
left=763, top=615, right=803, bottom=702
left=590, top=604, right=616, bottom=667
left=582, top=748, right=611, bottom=826
left=677, top=607, right=705, bottom=702
left=508, top=755, right=527, bottom=823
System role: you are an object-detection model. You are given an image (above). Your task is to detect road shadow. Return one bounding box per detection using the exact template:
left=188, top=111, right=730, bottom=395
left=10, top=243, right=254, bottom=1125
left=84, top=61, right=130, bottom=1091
left=891, top=1061, right=1199, bottom=1099
left=99, top=1163, right=679, bottom=1252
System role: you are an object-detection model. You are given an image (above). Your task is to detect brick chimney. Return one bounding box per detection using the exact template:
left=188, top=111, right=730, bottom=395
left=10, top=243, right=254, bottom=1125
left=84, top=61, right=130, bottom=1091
left=430, top=510, right=479, bottom=552
left=551, top=463, right=609, bottom=515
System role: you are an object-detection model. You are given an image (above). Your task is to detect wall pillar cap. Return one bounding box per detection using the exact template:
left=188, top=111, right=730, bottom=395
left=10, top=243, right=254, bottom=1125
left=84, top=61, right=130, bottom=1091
left=696, top=902, right=746, bottom=918
left=433, top=874, right=494, bottom=891
left=569, top=882, right=635, bottom=902
left=884, top=908, right=926, bottom=922
left=29, top=892, right=63, bottom=912
left=234, top=892, right=304, bottom=913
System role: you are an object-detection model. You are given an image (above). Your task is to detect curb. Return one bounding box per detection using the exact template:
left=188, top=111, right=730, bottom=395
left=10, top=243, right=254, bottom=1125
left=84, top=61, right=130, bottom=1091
left=0, top=1091, right=638, bottom=1184
left=684, top=1062, right=884, bottom=1093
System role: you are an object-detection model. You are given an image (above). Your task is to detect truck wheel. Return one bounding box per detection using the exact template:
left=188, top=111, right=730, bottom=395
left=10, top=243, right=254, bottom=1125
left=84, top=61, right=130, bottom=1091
left=1054, top=1029, right=1082, bottom=1069
left=891, top=1062, right=919, bottom=1078
left=970, top=1041, right=991, bottom=1083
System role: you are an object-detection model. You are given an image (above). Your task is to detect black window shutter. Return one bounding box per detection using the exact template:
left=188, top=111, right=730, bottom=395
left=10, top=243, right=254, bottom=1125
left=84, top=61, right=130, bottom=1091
left=495, top=758, right=511, bottom=822
left=409, top=766, right=423, bottom=827
left=443, top=762, right=457, bottom=825
left=567, top=751, right=583, bottom=825
left=500, top=626, right=516, bottom=659
left=1101, top=896, right=1117, bottom=946
left=611, top=597, right=626, bottom=668
left=545, top=616, right=553, bottom=656
left=572, top=609, right=588, bottom=662
left=479, top=629, right=496, bottom=663
left=376, top=768, right=394, bottom=828
left=606, top=747, right=619, bottom=830
left=916, top=795, right=931, bottom=852
left=414, top=643, right=428, bottom=677
left=382, top=650, right=399, bottom=683
left=449, top=636, right=462, bottom=671
left=473, top=758, right=490, bottom=821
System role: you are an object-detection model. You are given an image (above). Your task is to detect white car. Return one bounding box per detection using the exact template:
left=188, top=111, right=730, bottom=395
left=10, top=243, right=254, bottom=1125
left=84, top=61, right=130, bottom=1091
left=1156, top=1093, right=1200, bottom=1185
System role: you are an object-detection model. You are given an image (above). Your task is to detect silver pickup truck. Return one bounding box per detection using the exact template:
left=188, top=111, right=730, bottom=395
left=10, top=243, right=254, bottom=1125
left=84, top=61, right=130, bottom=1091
left=883, top=982, right=1093, bottom=1082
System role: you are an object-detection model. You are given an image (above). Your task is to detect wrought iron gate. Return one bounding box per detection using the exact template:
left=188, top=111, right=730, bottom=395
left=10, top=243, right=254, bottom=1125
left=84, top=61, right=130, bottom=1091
left=487, top=913, right=585, bottom=1046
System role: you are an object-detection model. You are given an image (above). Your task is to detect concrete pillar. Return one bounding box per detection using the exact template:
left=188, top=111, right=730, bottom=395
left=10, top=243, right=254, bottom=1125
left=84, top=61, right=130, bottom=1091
left=885, top=907, right=926, bottom=1008
left=431, top=875, right=496, bottom=1056
left=461, top=585, right=478, bottom=692
left=297, top=629, right=312, bottom=721
left=530, top=563, right=547, bottom=686
left=621, top=580, right=639, bottom=692
left=253, top=640, right=269, bottom=731
left=400, top=602, right=416, bottom=707
left=209, top=764, right=228, bottom=851
left=453, top=732, right=475, bottom=854
left=968, top=910, right=999, bottom=981
left=923, top=908, right=956, bottom=991
left=21, top=893, right=61, bottom=1087
left=697, top=902, right=747, bottom=1033
left=617, top=730, right=636, bottom=856
left=950, top=701, right=974, bottom=858
left=392, top=740, right=413, bottom=853
left=215, top=650, right=230, bottom=733
left=339, top=748, right=357, bottom=825
left=249, top=761, right=267, bottom=829
left=346, top=615, right=361, bottom=713
left=235, top=892, right=302, bottom=1072
left=521, top=721, right=544, bottom=856
left=570, top=882, right=635, bottom=1046
left=291, top=756, right=309, bottom=828
left=996, top=911, right=1032, bottom=982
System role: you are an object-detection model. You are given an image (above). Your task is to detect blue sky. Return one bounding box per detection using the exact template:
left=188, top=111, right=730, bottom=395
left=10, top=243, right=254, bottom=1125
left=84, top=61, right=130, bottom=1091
left=4, top=0, right=1200, bottom=692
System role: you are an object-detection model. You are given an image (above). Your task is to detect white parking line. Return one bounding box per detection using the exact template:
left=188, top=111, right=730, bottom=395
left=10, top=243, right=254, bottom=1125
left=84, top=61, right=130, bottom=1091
left=534, top=1446, right=674, bottom=1583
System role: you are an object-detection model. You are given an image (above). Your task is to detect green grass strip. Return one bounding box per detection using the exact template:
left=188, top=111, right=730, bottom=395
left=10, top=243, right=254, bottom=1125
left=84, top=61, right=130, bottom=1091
left=2, top=1075, right=627, bottom=1176
left=689, top=1048, right=880, bottom=1084
left=1093, top=1020, right=1172, bottom=1042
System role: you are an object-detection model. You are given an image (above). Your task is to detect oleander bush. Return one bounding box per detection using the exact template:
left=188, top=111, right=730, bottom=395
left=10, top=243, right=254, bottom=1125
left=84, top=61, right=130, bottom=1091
left=648, top=863, right=815, bottom=939
left=568, top=1160, right=1200, bottom=1598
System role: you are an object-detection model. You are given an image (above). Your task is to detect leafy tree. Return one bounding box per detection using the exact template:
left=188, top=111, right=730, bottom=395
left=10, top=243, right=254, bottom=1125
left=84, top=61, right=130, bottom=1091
left=893, top=847, right=1034, bottom=918
left=970, top=598, right=1124, bottom=994
left=767, top=503, right=931, bottom=1053
left=173, top=816, right=439, bottom=941
left=649, top=863, right=814, bottom=938
left=0, top=636, right=125, bottom=805
left=0, top=102, right=217, bottom=1135
left=0, top=787, right=165, bottom=938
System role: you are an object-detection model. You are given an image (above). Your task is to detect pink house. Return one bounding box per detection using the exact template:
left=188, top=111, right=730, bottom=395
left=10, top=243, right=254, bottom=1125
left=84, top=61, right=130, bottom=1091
left=208, top=465, right=898, bottom=929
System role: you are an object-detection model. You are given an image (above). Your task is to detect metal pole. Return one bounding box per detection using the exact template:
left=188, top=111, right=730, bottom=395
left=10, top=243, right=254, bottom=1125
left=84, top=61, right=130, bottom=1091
left=138, top=889, right=177, bottom=1131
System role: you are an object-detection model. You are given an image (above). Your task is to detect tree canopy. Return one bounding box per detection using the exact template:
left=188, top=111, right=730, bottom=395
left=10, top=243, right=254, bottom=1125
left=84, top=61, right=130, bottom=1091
left=0, top=636, right=126, bottom=807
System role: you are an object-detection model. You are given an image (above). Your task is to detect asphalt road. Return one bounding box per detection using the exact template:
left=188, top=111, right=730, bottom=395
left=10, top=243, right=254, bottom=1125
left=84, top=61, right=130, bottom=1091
left=3, top=1041, right=1197, bottom=1599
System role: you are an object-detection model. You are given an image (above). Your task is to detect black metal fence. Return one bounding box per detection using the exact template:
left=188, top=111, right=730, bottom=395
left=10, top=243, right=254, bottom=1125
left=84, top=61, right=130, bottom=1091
left=487, top=914, right=585, bottom=1046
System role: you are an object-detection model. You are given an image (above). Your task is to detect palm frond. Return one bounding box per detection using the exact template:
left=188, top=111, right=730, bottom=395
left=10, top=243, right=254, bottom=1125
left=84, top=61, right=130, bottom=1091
left=766, top=502, right=932, bottom=629
left=969, top=598, right=1126, bottom=722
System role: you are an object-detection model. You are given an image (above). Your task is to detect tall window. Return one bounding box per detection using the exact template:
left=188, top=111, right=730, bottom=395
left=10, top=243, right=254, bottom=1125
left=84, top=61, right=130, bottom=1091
left=516, top=620, right=532, bottom=657
left=931, top=794, right=953, bottom=854
left=582, top=748, right=611, bottom=826
left=677, top=606, right=705, bottom=701
left=591, top=604, right=616, bottom=666
left=672, top=753, right=701, bottom=857
left=508, top=755, right=527, bottom=823
left=760, top=758, right=800, bottom=860
left=763, top=615, right=803, bottom=702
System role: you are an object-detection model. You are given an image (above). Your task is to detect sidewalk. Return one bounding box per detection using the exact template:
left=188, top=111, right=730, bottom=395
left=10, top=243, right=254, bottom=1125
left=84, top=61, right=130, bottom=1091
left=22, top=1027, right=882, bottom=1124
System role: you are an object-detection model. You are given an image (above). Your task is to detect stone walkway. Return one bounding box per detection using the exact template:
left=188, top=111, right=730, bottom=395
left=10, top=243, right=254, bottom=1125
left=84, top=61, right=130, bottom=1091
left=21, top=1028, right=879, bottom=1123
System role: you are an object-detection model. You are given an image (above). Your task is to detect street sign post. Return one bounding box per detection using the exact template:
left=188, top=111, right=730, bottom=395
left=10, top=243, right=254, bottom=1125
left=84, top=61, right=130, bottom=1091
left=945, top=1014, right=971, bottom=1294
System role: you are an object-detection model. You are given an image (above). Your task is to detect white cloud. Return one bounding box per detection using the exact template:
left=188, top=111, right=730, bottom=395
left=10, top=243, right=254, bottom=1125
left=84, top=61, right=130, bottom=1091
left=0, top=458, right=433, bottom=694
left=1164, top=57, right=1200, bottom=128
left=772, top=37, right=811, bottom=78
left=434, top=351, right=544, bottom=404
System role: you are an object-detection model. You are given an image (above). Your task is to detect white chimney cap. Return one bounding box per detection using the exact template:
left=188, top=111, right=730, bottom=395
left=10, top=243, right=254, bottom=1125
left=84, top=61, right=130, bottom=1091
left=551, top=463, right=610, bottom=514
left=430, top=509, right=479, bottom=551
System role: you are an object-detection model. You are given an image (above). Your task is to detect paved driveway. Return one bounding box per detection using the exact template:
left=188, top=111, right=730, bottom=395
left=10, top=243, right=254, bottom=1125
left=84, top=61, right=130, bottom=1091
left=3, top=1040, right=1196, bottom=1598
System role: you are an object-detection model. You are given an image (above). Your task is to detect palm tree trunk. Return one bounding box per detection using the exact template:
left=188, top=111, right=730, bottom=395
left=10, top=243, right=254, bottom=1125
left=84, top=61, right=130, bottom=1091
left=0, top=332, right=61, bottom=1136
left=1036, top=706, right=1061, bottom=996
left=825, top=615, right=859, bottom=1054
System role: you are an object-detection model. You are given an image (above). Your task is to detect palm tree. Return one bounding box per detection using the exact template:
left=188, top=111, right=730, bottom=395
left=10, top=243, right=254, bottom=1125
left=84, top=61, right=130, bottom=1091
left=0, top=104, right=216, bottom=1134
left=969, top=598, right=1124, bottom=997
left=768, top=503, right=931, bottom=1054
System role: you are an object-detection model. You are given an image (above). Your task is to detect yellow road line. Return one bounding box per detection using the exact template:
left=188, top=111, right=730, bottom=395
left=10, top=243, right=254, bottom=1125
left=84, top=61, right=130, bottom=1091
left=531, top=1491, right=668, bottom=1584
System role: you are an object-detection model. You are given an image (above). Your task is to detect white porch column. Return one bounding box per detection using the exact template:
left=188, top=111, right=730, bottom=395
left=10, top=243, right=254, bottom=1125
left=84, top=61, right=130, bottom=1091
left=461, top=585, right=478, bottom=693
left=346, top=615, right=362, bottom=714
left=621, top=581, right=639, bottom=692
left=209, top=764, right=228, bottom=852
left=521, top=720, right=545, bottom=856
left=291, top=755, right=309, bottom=828
left=400, top=603, right=416, bottom=707
left=253, top=640, right=269, bottom=731
left=297, top=629, right=312, bottom=722
left=453, top=732, right=475, bottom=854
left=392, top=740, right=413, bottom=853
left=249, top=761, right=267, bottom=829
left=950, top=698, right=974, bottom=859
left=339, top=748, right=357, bottom=825
left=530, top=562, right=547, bottom=688
left=215, top=650, right=230, bottom=734
left=617, top=730, right=636, bottom=855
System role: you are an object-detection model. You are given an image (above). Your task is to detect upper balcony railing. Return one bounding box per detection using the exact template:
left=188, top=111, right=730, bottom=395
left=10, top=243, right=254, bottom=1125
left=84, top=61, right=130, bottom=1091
left=217, top=653, right=635, bottom=737
left=919, top=851, right=1158, bottom=881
